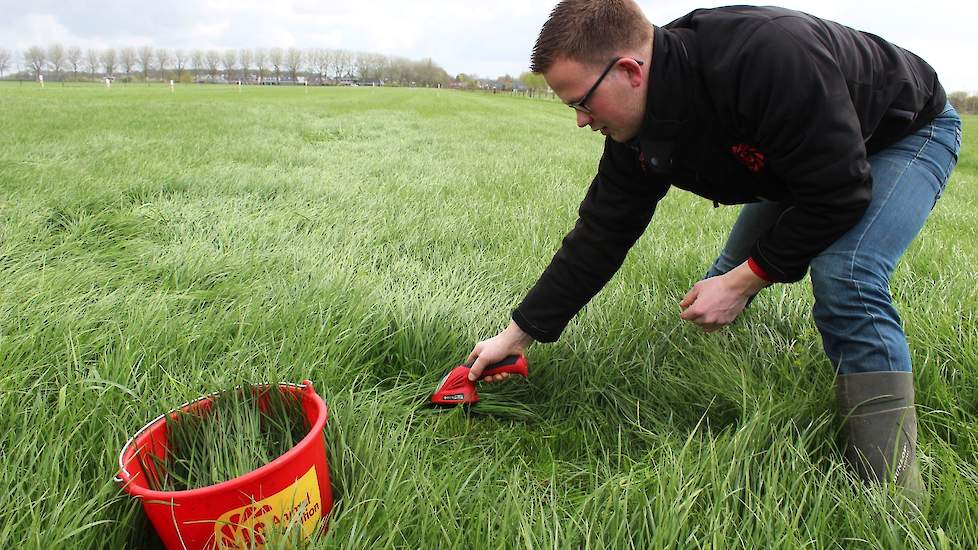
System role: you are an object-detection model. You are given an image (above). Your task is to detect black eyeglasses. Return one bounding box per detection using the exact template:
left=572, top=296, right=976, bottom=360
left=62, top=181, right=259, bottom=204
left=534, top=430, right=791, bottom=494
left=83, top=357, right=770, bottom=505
left=567, top=57, right=644, bottom=114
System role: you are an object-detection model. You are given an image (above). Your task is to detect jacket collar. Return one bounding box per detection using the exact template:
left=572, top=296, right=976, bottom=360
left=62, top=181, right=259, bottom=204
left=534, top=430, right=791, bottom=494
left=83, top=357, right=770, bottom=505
left=635, top=26, right=696, bottom=172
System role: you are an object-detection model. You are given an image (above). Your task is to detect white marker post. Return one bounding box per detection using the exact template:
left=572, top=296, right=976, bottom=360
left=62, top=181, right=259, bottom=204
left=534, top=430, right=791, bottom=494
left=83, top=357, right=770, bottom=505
left=170, top=79, right=175, bottom=93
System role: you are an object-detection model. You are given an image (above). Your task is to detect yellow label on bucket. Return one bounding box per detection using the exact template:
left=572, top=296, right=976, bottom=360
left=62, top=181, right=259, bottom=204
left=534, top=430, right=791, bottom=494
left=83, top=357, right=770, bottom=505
left=214, top=466, right=322, bottom=548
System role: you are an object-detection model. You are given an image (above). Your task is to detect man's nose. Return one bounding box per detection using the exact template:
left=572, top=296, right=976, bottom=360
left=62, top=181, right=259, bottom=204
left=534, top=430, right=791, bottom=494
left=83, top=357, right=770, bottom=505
left=576, top=110, right=592, bottom=128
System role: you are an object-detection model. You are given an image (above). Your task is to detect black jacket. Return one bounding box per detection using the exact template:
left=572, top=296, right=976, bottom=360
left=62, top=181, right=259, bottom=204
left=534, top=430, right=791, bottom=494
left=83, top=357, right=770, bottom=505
left=513, top=6, right=946, bottom=343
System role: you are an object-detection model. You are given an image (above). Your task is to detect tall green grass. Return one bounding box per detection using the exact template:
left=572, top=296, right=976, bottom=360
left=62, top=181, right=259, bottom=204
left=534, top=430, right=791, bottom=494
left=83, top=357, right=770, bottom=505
left=139, top=384, right=310, bottom=492
left=0, top=82, right=976, bottom=547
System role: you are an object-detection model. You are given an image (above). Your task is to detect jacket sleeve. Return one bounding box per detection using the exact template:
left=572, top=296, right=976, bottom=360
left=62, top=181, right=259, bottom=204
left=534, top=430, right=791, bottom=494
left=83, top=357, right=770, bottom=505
left=512, top=139, right=669, bottom=342
left=736, top=21, right=873, bottom=282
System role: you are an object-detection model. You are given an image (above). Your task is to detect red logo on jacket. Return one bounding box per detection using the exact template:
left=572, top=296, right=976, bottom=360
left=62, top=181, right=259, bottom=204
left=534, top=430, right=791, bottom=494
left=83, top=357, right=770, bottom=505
left=731, top=143, right=765, bottom=173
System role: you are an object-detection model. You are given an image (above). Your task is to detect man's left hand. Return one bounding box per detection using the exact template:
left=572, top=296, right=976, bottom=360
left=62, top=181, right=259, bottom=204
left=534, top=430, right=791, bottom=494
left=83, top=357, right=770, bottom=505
left=679, top=261, right=770, bottom=332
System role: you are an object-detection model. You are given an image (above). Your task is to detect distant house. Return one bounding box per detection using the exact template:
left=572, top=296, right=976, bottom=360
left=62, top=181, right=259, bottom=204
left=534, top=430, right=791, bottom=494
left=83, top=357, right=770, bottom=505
left=259, top=76, right=307, bottom=85
left=194, top=74, right=228, bottom=84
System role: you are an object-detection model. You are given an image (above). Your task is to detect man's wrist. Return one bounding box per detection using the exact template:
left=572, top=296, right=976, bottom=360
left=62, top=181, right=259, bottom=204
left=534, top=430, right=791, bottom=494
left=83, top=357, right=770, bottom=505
left=746, top=257, right=774, bottom=282
left=505, top=320, right=535, bottom=347
left=728, top=261, right=771, bottom=296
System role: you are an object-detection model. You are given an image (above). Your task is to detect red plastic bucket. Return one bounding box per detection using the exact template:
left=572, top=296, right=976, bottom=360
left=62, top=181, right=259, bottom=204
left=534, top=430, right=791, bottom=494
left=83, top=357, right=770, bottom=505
left=116, top=381, right=333, bottom=549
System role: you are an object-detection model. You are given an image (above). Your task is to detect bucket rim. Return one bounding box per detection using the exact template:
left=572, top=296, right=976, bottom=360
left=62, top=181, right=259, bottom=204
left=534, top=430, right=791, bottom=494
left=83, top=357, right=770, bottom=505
left=115, top=380, right=327, bottom=500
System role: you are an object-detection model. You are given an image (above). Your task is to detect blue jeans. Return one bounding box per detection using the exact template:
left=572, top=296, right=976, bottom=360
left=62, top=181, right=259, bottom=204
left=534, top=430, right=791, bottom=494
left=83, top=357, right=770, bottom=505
left=705, top=102, right=962, bottom=374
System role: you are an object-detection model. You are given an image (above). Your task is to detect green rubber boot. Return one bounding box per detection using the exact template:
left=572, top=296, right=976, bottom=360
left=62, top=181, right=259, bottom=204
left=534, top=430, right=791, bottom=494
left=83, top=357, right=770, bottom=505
left=835, top=371, right=926, bottom=511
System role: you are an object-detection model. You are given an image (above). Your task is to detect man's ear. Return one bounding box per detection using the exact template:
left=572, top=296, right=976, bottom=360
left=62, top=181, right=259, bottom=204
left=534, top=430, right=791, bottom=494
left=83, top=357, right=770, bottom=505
left=620, top=58, right=645, bottom=88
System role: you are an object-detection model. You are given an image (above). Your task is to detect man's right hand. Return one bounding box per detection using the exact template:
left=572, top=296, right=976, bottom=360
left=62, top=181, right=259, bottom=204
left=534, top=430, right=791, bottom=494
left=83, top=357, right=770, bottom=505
left=467, top=321, right=534, bottom=382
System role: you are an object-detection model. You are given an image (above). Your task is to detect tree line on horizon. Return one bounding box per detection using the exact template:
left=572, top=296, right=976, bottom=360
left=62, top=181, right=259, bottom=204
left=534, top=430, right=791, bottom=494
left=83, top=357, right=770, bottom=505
left=5, top=44, right=972, bottom=109
left=948, top=92, right=978, bottom=116
left=4, top=44, right=449, bottom=87
left=0, top=44, right=549, bottom=93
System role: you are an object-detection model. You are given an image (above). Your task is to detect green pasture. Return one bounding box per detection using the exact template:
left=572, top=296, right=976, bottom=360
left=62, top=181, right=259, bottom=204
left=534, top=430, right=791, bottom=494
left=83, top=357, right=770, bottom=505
left=0, top=82, right=976, bottom=548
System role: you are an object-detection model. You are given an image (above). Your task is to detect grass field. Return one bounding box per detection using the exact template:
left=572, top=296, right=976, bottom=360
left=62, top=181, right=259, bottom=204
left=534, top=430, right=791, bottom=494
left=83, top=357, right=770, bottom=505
left=1, top=82, right=976, bottom=548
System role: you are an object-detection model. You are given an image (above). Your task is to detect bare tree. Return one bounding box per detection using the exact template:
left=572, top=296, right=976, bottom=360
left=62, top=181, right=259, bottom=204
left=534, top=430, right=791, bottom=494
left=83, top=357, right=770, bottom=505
left=47, top=44, right=65, bottom=81
left=286, top=48, right=303, bottom=82
left=334, top=50, right=352, bottom=80
left=416, top=57, right=447, bottom=87
left=519, top=71, right=547, bottom=96
left=253, top=48, right=267, bottom=83
left=312, top=48, right=329, bottom=84
left=220, top=49, right=237, bottom=82
left=137, top=45, right=154, bottom=80
left=354, top=52, right=369, bottom=81
left=25, top=46, right=46, bottom=80
left=66, top=46, right=82, bottom=80
left=269, top=47, right=283, bottom=81
left=388, top=56, right=410, bottom=84
left=0, top=49, right=10, bottom=79
left=86, top=48, right=100, bottom=79
left=948, top=91, right=968, bottom=112
left=356, top=52, right=386, bottom=82
left=191, top=49, right=204, bottom=81
left=100, top=48, right=117, bottom=77
left=120, top=47, right=136, bottom=81
left=205, top=50, right=220, bottom=80
left=156, top=48, right=171, bottom=81
left=966, top=95, right=978, bottom=114
left=173, top=49, right=187, bottom=81
left=375, top=54, right=392, bottom=82
left=238, top=48, right=253, bottom=83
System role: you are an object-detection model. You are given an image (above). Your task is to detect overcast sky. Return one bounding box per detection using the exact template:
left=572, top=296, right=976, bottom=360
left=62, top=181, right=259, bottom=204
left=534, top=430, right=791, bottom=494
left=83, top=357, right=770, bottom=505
left=1, top=0, right=975, bottom=92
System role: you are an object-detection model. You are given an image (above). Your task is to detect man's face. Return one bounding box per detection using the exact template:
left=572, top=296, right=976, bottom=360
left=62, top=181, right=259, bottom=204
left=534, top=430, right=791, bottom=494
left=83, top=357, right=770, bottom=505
left=544, top=56, right=647, bottom=143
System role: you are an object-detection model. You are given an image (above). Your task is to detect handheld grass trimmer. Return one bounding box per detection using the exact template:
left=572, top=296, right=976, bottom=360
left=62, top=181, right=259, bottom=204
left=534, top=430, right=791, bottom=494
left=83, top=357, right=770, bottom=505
left=429, top=355, right=529, bottom=406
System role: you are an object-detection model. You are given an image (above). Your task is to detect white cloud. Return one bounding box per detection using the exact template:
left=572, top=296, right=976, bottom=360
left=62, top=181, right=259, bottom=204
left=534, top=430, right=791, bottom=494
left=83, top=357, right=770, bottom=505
left=186, top=21, right=233, bottom=49
left=0, top=0, right=975, bottom=89
left=0, top=14, right=72, bottom=48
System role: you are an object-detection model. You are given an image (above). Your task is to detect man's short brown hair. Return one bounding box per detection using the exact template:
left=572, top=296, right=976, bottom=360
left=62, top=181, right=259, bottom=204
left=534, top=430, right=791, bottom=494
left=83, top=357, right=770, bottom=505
left=530, top=0, right=654, bottom=73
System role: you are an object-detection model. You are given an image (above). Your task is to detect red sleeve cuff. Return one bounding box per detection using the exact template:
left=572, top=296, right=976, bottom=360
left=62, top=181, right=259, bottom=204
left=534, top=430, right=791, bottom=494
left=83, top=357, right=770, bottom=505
left=747, top=257, right=774, bottom=282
